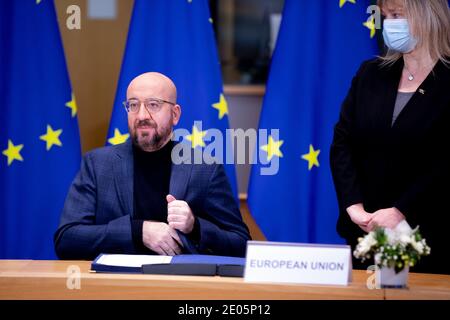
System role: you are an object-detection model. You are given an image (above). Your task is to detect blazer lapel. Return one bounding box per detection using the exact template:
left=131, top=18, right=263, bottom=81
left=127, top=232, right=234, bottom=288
left=112, top=140, right=192, bottom=212
left=169, top=163, right=192, bottom=200
left=112, top=141, right=134, bottom=217
left=392, top=59, right=444, bottom=129
left=380, top=59, right=404, bottom=130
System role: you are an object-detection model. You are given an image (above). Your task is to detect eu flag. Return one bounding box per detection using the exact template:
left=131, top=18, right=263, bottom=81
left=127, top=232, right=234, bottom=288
left=248, top=0, right=379, bottom=244
left=107, top=0, right=238, bottom=198
left=0, top=1, right=81, bottom=259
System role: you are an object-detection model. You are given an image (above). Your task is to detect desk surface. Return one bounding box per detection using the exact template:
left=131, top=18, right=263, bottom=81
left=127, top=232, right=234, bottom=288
left=0, top=260, right=449, bottom=300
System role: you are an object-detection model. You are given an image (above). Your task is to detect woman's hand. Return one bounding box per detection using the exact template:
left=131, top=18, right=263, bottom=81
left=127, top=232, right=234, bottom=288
left=367, top=207, right=405, bottom=231
left=346, top=203, right=371, bottom=232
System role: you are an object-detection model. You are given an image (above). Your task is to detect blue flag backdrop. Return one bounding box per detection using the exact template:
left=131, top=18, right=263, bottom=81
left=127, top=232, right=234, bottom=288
left=107, top=0, right=237, bottom=198
left=248, top=0, right=379, bottom=244
left=0, top=0, right=81, bottom=259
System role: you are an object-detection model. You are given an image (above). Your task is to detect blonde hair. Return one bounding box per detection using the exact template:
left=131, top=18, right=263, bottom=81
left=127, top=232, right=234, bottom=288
left=378, top=0, right=450, bottom=65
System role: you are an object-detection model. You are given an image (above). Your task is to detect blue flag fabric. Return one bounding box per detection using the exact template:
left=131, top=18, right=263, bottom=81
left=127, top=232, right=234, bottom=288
left=248, top=0, right=379, bottom=244
left=107, top=0, right=238, bottom=198
left=0, top=1, right=81, bottom=259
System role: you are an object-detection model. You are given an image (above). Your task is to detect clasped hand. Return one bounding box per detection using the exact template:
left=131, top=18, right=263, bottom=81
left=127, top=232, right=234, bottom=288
left=346, top=203, right=405, bottom=233
left=142, top=194, right=195, bottom=255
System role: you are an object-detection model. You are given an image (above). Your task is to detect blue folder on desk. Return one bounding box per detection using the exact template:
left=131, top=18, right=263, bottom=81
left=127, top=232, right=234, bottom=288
left=91, top=254, right=245, bottom=277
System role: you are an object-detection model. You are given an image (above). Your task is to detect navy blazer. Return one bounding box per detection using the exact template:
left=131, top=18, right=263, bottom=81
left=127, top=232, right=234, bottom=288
left=54, top=141, right=250, bottom=260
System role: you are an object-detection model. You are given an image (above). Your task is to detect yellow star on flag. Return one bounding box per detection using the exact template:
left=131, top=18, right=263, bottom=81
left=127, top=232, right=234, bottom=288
left=339, top=0, right=356, bottom=8
left=108, top=128, right=129, bottom=145
left=212, top=94, right=229, bottom=120
left=301, top=144, right=320, bottom=170
left=65, top=93, right=78, bottom=117
left=363, top=17, right=376, bottom=38
left=2, top=140, right=24, bottom=166
left=185, top=125, right=207, bottom=148
left=36, top=0, right=42, bottom=4
left=40, top=125, right=63, bottom=151
left=260, top=135, right=284, bottom=161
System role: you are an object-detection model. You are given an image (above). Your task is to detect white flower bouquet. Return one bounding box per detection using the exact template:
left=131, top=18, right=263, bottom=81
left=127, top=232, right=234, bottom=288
left=354, top=221, right=430, bottom=273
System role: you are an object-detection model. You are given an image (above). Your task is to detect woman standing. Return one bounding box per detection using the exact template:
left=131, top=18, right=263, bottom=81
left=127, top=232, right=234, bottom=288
left=330, top=0, right=450, bottom=274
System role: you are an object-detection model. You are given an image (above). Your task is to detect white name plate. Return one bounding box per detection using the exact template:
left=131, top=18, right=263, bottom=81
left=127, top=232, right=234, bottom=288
left=244, top=241, right=352, bottom=286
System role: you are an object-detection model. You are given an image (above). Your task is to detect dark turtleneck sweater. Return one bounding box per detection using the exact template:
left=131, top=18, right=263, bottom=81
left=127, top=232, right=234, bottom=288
left=131, top=141, right=173, bottom=252
left=131, top=141, right=199, bottom=253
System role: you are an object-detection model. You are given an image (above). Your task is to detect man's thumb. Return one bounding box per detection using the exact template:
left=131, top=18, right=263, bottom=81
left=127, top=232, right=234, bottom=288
left=166, top=194, right=176, bottom=203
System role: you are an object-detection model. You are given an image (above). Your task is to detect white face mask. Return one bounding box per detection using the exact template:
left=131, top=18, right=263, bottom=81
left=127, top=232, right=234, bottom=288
left=382, top=19, right=418, bottom=53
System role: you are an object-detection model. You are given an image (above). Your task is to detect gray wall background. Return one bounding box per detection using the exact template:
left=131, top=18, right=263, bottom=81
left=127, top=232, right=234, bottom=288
left=226, top=90, right=264, bottom=195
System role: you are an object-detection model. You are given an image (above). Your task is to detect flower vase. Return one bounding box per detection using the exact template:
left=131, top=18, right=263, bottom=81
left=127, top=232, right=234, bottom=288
left=377, top=266, right=409, bottom=288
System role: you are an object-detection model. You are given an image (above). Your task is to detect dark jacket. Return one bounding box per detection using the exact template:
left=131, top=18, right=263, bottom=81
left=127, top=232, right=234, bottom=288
left=54, top=141, right=250, bottom=260
left=330, top=58, right=450, bottom=274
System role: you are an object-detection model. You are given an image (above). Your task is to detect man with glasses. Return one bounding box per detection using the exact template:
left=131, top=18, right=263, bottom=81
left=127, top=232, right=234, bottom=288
left=54, top=72, right=250, bottom=260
